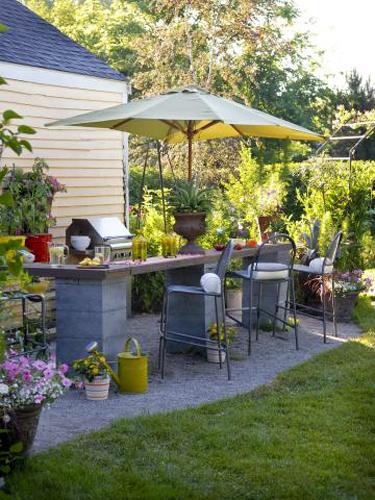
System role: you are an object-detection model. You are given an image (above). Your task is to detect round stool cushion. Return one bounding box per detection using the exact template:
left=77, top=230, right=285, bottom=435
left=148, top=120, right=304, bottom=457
left=200, top=273, right=221, bottom=294
left=248, top=262, right=289, bottom=280
left=309, top=257, right=333, bottom=274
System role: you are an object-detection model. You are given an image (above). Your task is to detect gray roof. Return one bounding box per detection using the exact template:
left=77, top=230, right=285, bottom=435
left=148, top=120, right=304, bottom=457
left=0, top=0, right=125, bottom=81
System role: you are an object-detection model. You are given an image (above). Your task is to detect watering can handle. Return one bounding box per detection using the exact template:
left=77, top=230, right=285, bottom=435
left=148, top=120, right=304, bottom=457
left=124, top=337, right=142, bottom=356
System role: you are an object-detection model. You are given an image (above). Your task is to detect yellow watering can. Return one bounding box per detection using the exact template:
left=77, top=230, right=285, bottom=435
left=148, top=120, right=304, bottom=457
left=85, top=338, right=148, bottom=394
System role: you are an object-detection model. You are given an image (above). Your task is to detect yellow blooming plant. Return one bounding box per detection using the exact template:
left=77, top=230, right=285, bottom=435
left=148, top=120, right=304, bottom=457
left=72, top=354, right=109, bottom=382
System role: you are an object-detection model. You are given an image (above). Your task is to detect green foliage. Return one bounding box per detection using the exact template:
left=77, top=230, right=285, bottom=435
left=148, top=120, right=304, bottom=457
left=225, top=149, right=287, bottom=238
left=283, top=160, right=375, bottom=270
left=171, top=182, right=212, bottom=213
left=130, top=187, right=173, bottom=313
left=0, top=158, right=59, bottom=235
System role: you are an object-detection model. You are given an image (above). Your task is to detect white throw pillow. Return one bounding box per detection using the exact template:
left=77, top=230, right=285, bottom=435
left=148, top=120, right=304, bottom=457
left=200, top=273, right=221, bottom=295
left=309, top=257, right=333, bottom=274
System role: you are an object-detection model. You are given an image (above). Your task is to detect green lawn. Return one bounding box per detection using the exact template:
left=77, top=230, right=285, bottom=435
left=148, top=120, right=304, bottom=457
left=5, top=297, right=375, bottom=500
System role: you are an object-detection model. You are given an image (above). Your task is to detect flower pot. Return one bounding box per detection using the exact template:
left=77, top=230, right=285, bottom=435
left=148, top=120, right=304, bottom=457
left=257, top=215, right=275, bottom=238
left=226, top=288, right=242, bottom=311
left=206, top=345, right=226, bottom=363
left=84, top=375, right=110, bottom=400
left=25, top=233, right=52, bottom=263
left=8, top=404, right=43, bottom=456
left=329, top=292, right=359, bottom=323
left=173, top=212, right=206, bottom=255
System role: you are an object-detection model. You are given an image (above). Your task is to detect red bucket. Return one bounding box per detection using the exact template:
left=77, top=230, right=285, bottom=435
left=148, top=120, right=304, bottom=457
left=25, top=234, right=52, bottom=263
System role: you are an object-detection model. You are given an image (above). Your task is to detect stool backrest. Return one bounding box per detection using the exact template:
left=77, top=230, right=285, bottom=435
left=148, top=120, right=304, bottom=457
left=324, top=231, right=343, bottom=269
left=215, top=240, right=234, bottom=281
left=254, top=233, right=296, bottom=271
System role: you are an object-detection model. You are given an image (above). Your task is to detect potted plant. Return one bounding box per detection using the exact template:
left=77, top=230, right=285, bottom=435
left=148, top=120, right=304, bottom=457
left=73, top=354, right=110, bottom=400
left=256, top=186, right=283, bottom=237
left=329, top=270, right=372, bottom=322
left=172, top=182, right=212, bottom=254
left=0, top=353, right=71, bottom=455
left=206, top=323, right=236, bottom=363
left=0, top=158, right=66, bottom=262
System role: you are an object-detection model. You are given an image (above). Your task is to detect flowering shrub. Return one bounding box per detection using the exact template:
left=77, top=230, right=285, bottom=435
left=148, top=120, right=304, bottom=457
left=0, top=352, right=72, bottom=410
left=73, top=355, right=109, bottom=382
left=334, top=270, right=372, bottom=297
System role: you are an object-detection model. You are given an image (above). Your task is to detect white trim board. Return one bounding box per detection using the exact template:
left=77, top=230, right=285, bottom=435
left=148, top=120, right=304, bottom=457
left=0, top=61, right=129, bottom=94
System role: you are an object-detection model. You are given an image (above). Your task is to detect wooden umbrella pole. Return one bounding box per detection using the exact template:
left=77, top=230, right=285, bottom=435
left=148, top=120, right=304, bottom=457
left=187, top=121, right=193, bottom=181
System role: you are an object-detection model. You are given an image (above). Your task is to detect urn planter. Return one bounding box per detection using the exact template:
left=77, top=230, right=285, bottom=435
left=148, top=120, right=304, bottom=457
left=173, top=212, right=206, bottom=255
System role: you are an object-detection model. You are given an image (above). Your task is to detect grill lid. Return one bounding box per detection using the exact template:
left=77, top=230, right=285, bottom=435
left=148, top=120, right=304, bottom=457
left=86, top=217, right=132, bottom=241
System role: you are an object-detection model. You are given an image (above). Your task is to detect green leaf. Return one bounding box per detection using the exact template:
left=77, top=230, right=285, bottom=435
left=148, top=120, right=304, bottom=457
left=0, top=76, right=7, bottom=85
left=17, top=125, right=36, bottom=135
left=0, top=167, right=8, bottom=183
left=3, top=109, right=22, bottom=123
left=19, top=139, right=33, bottom=152
left=9, top=442, right=23, bottom=454
left=0, top=23, right=8, bottom=33
left=0, top=191, right=13, bottom=207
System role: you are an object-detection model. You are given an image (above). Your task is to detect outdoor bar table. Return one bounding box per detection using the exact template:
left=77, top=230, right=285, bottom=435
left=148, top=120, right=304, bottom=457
left=26, top=244, right=289, bottom=364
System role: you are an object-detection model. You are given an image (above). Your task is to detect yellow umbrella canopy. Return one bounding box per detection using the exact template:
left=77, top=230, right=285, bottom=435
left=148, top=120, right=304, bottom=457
left=47, top=85, right=323, bottom=180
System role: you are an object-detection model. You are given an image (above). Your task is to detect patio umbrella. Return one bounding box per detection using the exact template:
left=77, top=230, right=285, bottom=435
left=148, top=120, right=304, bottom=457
left=47, top=85, right=323, bottom=181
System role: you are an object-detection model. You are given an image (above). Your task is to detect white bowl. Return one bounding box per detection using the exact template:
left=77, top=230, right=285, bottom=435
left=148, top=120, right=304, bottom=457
left=71, top=235, right=91, bottom=251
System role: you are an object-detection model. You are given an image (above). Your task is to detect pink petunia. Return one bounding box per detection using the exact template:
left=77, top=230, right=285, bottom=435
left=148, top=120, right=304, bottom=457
left=58, top=363, right=69, bottom=375
left=43, top=368, right=54, bottom=380
left=23, top=370, right=32, bottom=382
left=34, top=394, right=45, bottom=404
left=61, top=377, right=72, bottom=388
left=33, top=360, right=47, bottom=371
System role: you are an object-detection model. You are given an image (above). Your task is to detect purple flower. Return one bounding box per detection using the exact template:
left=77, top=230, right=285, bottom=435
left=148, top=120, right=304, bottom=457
left=61, top=377, right=72, bottom=388
left=43, top=367, right=54, bottom=380
left=34, top=395, right=45, bottom=404
left=58, top=363, right=69, bottom=375
left=23, top=370, right=32, bottom=382
left=33, top=360, right=47, bottom=371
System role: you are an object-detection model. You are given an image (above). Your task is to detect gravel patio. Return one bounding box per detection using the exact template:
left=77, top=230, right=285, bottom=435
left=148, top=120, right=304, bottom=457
left=33, top=314, right=361, bottom=453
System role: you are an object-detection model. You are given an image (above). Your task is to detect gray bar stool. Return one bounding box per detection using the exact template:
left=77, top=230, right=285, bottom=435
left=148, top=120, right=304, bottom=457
left=159, top=240, right=234, bottom=380
left=293, top=231, right=343, bottom=343
left=226, top=233, right=298, bottom=355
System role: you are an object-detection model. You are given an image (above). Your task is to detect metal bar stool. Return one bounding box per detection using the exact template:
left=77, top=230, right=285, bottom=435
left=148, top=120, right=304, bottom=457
left=159, top=240, right=234, bottom=380
left=226, top=233, right=298, bottom=355
left=293, top=231, right=343, bottom=343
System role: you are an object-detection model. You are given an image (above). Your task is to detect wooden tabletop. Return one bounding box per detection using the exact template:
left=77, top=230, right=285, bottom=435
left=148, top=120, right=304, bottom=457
left=25, top=247, right=262, bottom=280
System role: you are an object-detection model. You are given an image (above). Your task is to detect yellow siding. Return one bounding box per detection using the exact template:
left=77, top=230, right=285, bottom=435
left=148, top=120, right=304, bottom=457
left=0, top=75, right=125, bottom=242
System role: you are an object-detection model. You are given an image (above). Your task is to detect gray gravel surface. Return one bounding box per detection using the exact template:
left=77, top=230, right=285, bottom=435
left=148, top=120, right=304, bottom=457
left=33, top=314, right=361, bottom=452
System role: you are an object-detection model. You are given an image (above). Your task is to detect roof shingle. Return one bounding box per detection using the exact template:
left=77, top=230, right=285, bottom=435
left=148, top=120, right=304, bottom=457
left=0, top=0, right=124, bottom=81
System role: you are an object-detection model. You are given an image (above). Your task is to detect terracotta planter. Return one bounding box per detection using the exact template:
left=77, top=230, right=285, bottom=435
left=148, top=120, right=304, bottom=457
left=257, top=215, right=275, bottom=237
left=8, top=404, right=43, bottom=456
left=173, top=212, right=206, bottom=255
left=25, top=233, right=52, bottom=263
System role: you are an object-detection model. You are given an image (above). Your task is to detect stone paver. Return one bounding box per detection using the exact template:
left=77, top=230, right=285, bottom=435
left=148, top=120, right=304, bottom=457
left=33, top=314, right=361, bottom=452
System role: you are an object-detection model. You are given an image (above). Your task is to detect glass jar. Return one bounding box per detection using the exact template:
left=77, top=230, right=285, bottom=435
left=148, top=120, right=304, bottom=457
left=161, top=233, right=178, bottom=258
left=132, top=234, right=147, bottom=261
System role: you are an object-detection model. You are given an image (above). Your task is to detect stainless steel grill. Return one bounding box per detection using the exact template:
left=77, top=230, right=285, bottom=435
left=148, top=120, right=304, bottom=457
left=66, top=217, right=133, bottom=261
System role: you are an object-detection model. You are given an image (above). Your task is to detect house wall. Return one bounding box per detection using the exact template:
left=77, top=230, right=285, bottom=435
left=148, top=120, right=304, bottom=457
left=0, top=61, right=128, bottom=241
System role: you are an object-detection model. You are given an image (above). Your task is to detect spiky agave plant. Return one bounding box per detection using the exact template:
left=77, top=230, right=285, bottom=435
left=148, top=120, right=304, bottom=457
left=172, top=182, right=213, bottom=213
